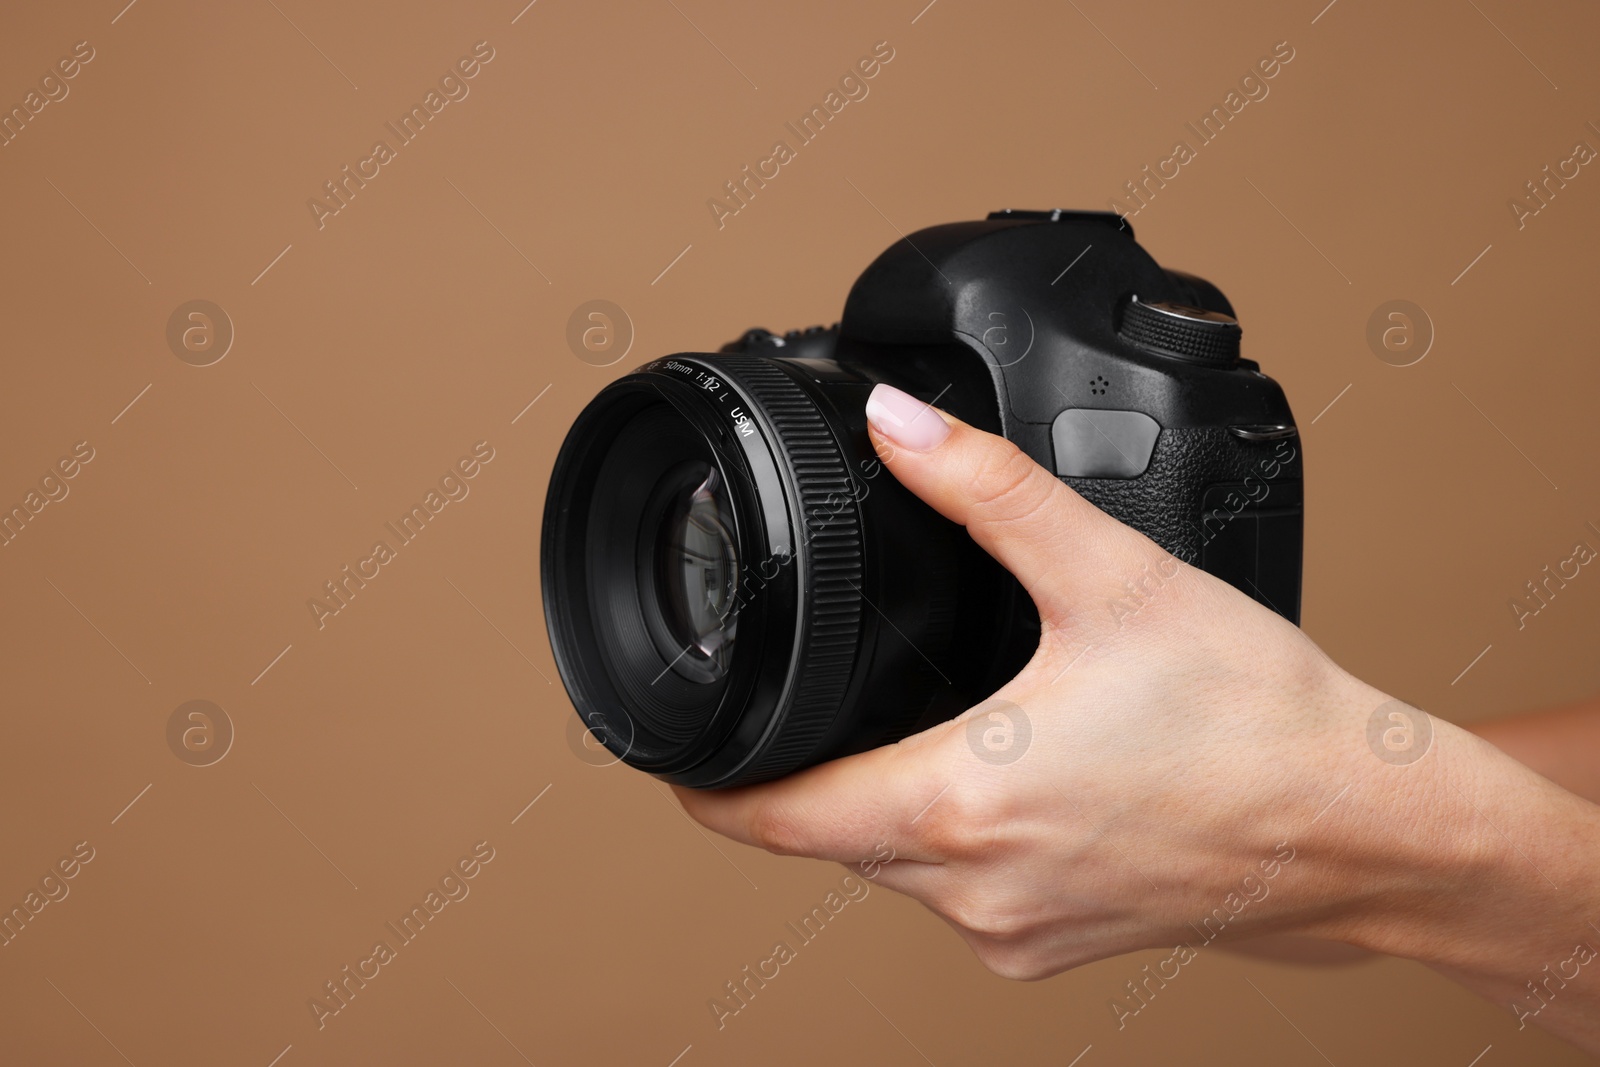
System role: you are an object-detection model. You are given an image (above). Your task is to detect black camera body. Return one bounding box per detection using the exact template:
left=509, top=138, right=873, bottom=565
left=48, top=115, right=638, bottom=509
left=542, top=210, right=1302, bottom=788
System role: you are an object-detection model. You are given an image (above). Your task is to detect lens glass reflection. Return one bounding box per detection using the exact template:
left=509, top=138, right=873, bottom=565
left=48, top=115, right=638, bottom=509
left=652, top=462, right=737, bottom=681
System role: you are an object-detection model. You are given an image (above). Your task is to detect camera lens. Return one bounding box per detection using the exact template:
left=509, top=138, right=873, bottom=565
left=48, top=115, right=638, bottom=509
left=544, top=384, right=752, bottom=771
left=543, top=354, right=1029, bottom=787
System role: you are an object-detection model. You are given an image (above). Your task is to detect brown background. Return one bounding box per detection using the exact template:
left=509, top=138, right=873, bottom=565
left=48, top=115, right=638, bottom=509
left=2, top=0, right=1597, bottom=1064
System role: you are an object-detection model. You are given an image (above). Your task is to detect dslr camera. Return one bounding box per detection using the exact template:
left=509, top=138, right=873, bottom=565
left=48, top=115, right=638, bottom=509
left=542, top=210, right=1302, bottom=788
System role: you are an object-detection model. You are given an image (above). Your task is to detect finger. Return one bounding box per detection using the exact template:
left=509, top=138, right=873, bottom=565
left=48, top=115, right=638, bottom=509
left=672, top=743, right=943, bottom=864
left=863, top=383, right=1157, bottom=622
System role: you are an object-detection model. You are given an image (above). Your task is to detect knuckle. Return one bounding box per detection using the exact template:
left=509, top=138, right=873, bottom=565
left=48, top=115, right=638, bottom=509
left=965, top=442, right=1057, bottom=529
left=936, top=889, right=990, bottom=935
left=746, top=803, right=804, bottom=856
left=912, top=791, right=988, bottom=860
left=939, top=888, right=1037, bottom=947
left=974, top=942, right=1055, bottom=982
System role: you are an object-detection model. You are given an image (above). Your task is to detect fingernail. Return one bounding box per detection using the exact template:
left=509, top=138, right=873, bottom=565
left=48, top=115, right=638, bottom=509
left=865, top=384, right=951, bottom=451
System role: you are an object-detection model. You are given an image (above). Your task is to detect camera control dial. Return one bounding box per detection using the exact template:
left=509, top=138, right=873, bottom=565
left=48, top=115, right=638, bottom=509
left=1118, top=297, right=1241, bottom=365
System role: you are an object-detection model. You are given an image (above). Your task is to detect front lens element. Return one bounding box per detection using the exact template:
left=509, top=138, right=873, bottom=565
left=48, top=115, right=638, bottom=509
left=650, top=461, right=738, bottom=682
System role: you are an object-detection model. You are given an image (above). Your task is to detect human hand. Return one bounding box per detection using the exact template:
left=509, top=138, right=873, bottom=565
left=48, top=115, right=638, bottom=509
left=676, top=384, right=1600, bottom=1047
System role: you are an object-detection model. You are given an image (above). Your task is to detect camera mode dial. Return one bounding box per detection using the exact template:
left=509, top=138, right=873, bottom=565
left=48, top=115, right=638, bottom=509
left=1118, top=297, right=1241, bottom=365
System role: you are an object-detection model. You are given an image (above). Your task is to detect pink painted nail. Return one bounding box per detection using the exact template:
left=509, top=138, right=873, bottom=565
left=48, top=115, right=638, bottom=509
left=865, top=384, right=951, bottom=451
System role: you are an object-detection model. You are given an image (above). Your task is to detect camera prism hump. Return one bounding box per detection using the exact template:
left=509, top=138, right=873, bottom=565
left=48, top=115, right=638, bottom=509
left=747, top=209, right=1303, bottom=624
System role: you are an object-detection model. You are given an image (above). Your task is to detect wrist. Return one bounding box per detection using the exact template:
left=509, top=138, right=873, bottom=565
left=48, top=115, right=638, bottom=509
left=1309, top=690, right=1600, bottom=1040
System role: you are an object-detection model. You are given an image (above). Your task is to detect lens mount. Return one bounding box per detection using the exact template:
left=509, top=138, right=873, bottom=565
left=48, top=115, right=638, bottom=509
left=542, top=355, right=866, bottom=787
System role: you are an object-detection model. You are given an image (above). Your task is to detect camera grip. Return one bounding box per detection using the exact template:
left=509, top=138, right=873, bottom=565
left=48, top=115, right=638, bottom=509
left=1065, top=427, right=1303, bottom=624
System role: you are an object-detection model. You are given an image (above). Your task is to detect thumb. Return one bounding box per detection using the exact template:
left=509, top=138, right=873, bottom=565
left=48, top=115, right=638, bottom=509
left=863, top=383, right=1155, bottom=623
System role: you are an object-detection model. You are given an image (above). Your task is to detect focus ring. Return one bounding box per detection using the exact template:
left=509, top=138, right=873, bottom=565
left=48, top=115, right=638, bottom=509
left=715, top=356, right=864, bottom=785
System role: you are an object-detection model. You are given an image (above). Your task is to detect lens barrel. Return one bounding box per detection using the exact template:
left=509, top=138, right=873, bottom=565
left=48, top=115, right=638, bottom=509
left=545, top=355, right=872, bottom=786
left=544, top=350, right=1031, bottom=788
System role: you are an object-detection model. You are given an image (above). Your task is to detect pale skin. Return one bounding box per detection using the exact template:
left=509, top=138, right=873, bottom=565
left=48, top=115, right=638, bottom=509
left=675, top=384, right=1600, bottom=1053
